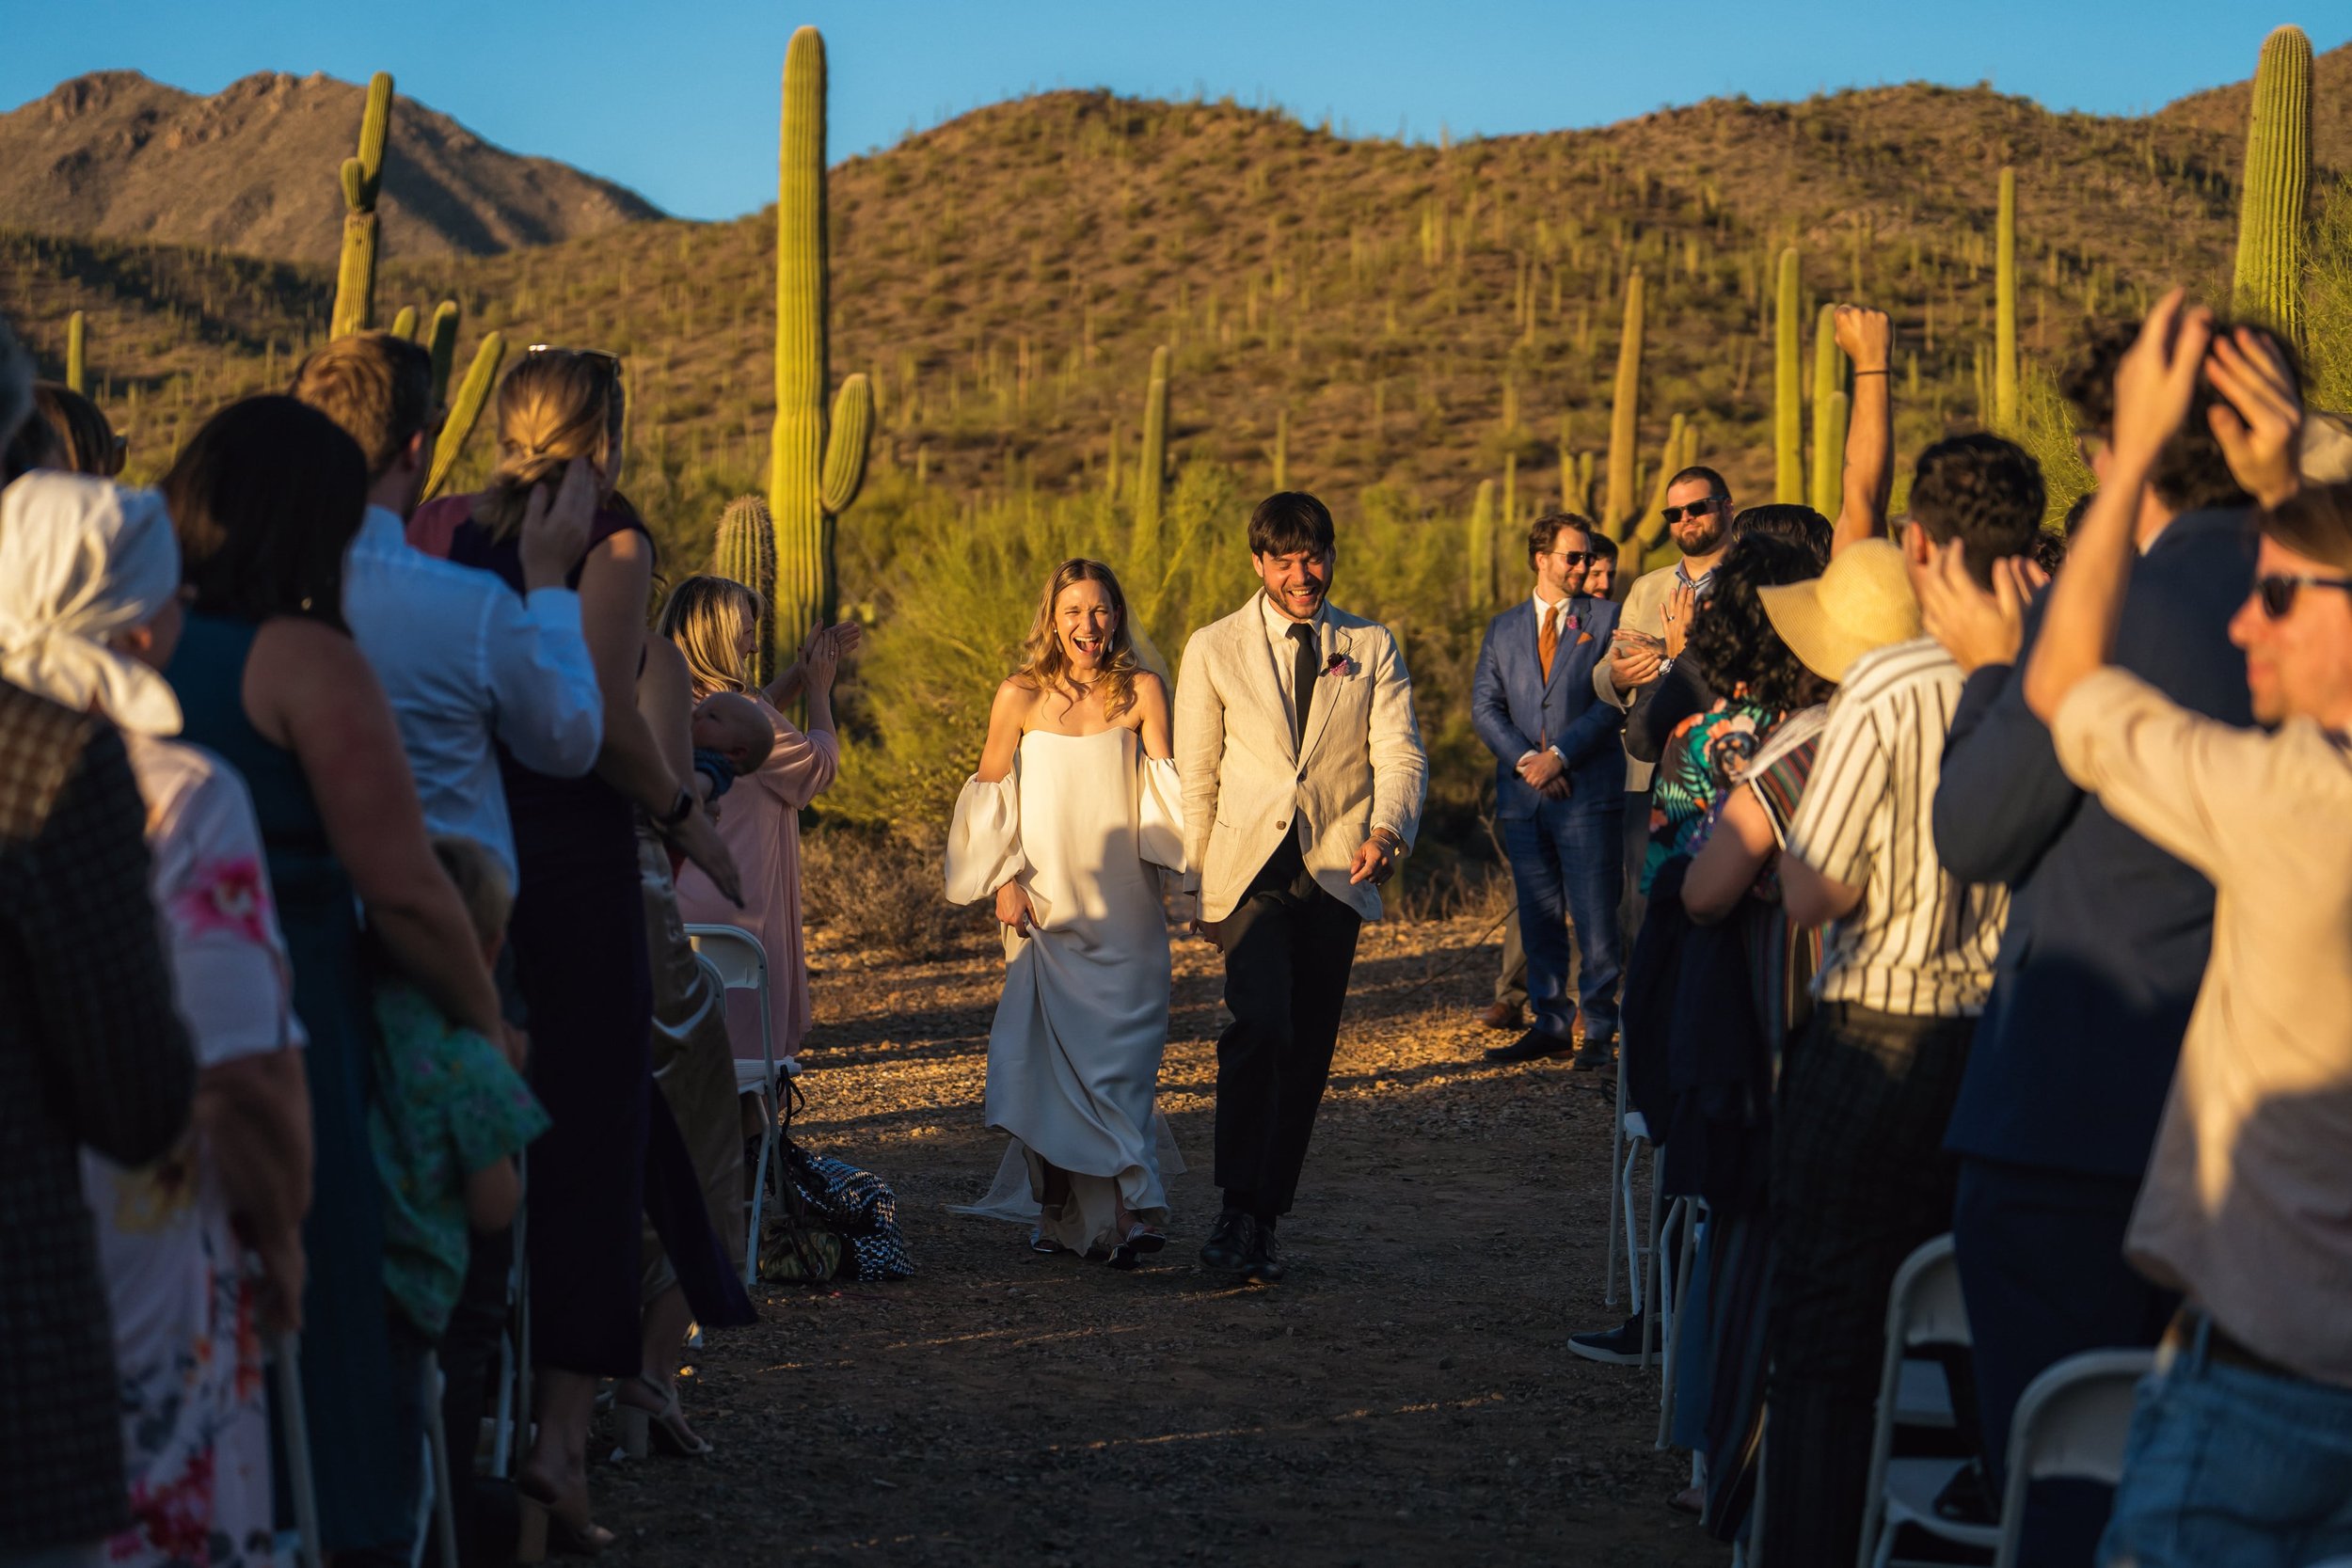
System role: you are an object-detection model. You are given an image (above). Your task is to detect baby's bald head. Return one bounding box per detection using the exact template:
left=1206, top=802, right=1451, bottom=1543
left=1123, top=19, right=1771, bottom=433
left=691, top=691, right=775, bottom=774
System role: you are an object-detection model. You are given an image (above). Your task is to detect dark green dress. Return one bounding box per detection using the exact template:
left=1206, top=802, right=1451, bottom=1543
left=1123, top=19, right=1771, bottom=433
left=167, top=612, right=403, bottom=1554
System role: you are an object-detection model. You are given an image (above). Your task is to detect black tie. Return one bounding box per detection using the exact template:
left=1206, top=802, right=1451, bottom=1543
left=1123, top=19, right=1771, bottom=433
left=1288, top=621, right=1318, bottom=749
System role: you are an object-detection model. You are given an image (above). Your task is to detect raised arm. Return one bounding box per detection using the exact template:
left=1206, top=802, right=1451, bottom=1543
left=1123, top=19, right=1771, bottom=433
left=2026, top=292, right=2217, bottom=723
left=1831, top=305, right=1895, bottom=558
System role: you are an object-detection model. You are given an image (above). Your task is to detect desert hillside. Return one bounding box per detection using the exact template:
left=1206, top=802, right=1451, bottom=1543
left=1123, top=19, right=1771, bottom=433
left=0, top=70, right=662, bottom=264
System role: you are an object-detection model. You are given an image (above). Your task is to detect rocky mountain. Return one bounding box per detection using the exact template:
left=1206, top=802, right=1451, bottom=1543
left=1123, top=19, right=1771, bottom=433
left=0, top=69, right=662, bottom=263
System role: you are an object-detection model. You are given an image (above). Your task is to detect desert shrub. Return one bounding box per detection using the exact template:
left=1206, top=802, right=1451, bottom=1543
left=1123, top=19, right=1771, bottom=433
left=2307, top=176, right=2352, bottom=415
left=800, top=820, right=993, bottom=962
left=2001, top=357, right=2094, bottom=531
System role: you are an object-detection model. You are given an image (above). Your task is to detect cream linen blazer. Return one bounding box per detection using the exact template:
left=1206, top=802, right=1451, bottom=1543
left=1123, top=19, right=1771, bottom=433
left=1174, top=593, right=1428, bottom=924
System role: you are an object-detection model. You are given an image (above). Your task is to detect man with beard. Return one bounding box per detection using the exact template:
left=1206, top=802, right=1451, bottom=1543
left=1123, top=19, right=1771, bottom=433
left=1592, top=467, right=1737, bottom=984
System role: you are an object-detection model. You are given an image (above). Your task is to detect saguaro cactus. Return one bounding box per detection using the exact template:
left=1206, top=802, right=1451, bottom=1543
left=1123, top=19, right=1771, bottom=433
left=2233, top=24, right=2312, bottom=347
left=422, top=331, right=505, bottom=504
left=424, top=302, right=461, bottom=403
left=1995, top=166, right=2019, bottom=431
left=1134, top=343, right=1170, bottom=560
left=1774, top=248, right=1803, bottom=502
left=1270, top=406, right=1289, bottom=492
left=330, top=72, right=393, bottom=340
left=66, top=311, right=87, bottom=395
left=1467, top=479, right=1497, bottom=610
left=1602, top=268, right=1645, bottom=539
left=714, top=495, right=783, bottom=684
left=770, top=26, right=873, bottom=649
left=1810, top=303, right=1844, bottom=516
left=389, top=305, right=420, bottom=341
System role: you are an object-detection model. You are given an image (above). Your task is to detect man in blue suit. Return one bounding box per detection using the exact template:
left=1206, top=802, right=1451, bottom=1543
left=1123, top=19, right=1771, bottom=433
left=1926, top=320, right=2279, bottom=1564
left=1473, top=512, right=1626, bottom=1068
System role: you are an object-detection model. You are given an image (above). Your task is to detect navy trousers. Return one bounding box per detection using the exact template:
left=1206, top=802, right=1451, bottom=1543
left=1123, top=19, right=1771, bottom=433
left=1501, top=798, right=1624, bottom=1044
left=1954, top=1156, right=2177, bottom=1568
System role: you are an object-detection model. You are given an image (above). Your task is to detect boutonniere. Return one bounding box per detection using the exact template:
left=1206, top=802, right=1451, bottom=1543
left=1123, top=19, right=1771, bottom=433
left=1321, top=652, right=1352, bottom=678
left=1566, top=611, right=1581, bottom=631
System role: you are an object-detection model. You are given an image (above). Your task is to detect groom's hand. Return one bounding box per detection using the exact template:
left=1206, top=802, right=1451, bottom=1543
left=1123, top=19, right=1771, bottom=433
left=1349, top=833, right=1398, bottom=887
left=1191, top=919, right=1225, bottom=951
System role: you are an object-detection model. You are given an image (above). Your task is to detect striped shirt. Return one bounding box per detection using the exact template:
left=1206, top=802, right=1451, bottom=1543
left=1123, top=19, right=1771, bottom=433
left=1785, top=638, right=2007, bottom=1017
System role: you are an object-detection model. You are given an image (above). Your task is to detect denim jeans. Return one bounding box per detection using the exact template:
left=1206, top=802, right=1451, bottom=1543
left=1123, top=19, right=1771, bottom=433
left=2099, top=1316, right=2352, bottom=1568
left=1500, top=799, right=1623, bottom=1044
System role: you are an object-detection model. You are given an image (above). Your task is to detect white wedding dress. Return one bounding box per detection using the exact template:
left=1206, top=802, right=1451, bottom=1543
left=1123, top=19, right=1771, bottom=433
left=945, top=726, right=1188, bottom=1252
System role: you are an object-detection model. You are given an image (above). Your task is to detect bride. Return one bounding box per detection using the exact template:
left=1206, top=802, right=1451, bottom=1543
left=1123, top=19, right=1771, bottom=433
left=946, top=559, right=1187, bottom=1267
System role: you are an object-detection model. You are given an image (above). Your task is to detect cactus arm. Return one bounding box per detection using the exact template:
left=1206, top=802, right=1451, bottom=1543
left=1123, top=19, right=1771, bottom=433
left=389, top=305, right=419, bottom=341
left=425, top=302, right=461, bottom=404
left=1467, top=480, right=1496, bottom=610
left=1810, top=302, right=1843, bottom=515
left=328, top=73, right=394, bottom=341
left=818, top=373, right=873, bottom=515
left=1994, top=166, right=2019, bottom=431
left=66, top=311, right=87, bottom=395
left=422, top=331, right=504, bottom=503
left=1602, top=269, right=1645, bottom=540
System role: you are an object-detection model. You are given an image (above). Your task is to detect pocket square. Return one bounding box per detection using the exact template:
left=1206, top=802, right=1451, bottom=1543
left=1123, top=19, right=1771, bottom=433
left=1577, top=630, right=1595, bottom=644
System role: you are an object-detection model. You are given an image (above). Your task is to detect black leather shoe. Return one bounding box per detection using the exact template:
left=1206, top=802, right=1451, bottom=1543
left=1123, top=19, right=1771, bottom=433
left=1567, top=1037, right=1616, bottom=1075
left=1245, top=1224, right=1286, bottom=1283
left=1200, top=1210, right=1256, bottom=1274
left=1485, top=1027, right=1576, bottom=1064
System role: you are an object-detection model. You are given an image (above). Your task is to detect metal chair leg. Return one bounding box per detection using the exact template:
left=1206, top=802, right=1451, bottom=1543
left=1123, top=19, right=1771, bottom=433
left=423, top=1353, right=460, bottom=1568
left=1605, top=1066, right=1628, bottom=1307
left=271, top=1333, right=324, bottom=1568
left=1640, top=1153, right=1665, bottom=1370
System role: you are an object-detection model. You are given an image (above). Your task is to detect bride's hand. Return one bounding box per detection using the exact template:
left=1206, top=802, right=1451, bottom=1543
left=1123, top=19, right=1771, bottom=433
left=993, top=881, right=1035, bottom=937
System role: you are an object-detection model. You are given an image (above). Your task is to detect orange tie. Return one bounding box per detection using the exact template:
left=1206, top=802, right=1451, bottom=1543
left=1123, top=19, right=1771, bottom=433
left=1538, top=603, right=1560, bottom=683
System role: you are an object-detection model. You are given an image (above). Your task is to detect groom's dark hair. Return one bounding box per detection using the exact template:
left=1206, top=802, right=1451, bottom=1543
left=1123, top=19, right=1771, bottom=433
left=1249, top=491, right=1335, bottom=559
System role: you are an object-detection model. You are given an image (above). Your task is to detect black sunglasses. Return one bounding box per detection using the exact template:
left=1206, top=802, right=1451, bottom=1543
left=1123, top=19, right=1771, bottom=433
left=1661, top=496, right=1724, bottom=525
left=2255, top=574, right=2352, bottom=620
left=1543, top=548, right=1593, bottom=565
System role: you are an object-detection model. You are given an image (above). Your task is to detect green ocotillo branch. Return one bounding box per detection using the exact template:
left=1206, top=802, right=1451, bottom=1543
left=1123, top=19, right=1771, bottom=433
left=330, top=71, right=393, bottom=341
left=1774, top=248, right=1802, bottom=503
left=770, top=26, right=872, bottom=654
left=2233, top=24, right=2312, bottom=348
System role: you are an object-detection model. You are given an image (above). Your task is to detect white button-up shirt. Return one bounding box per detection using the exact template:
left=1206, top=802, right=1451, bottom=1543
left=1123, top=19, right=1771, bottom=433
left=1258, top=592, right=1328, bottom=739
left=342, top=506, right=602, bottom=890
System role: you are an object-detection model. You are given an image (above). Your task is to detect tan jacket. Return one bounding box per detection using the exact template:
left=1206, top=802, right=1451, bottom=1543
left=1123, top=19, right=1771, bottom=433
left=1175, top=594, right=1427, bottom=924
left=1593, top=562, right=1683, bottom=792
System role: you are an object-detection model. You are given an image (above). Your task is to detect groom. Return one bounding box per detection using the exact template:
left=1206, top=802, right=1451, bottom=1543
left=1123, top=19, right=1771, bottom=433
left=1175, top=492, right=1428, bottom=1281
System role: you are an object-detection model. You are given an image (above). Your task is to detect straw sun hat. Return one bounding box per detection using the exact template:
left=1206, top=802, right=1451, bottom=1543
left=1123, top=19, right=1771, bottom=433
left=1757, top=537, right=1923, bottom=684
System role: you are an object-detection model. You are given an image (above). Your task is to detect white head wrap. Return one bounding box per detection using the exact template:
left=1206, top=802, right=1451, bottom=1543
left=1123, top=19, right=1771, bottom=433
left=0, top=471, right=184, bottom=736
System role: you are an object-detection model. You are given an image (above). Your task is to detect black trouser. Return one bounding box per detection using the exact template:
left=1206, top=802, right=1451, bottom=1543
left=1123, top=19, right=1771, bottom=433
left=1761, top=1003, right=1974, bottom=1568
left=1952, top=1156, right=2176, bottom=1568
left=1214, top=842, right=1362, bottom=1222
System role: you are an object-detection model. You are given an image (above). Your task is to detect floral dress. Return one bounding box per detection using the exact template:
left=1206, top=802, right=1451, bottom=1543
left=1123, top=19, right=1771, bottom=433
left=1643, top=693, right=1782, bottom=892
left=83, top=736, right=303, bottom=1568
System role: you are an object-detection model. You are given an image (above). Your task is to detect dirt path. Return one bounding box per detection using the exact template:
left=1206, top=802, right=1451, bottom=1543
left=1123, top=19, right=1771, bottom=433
left=593, top=915, right=1727, bottom=1566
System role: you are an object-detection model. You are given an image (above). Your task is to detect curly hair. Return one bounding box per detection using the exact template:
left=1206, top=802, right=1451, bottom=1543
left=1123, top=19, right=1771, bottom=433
left=1681, top=533, right=1838, bottom=713
left=2061, top=316, right=2300, bottom=517
left=1732, top=503, right=1831, bottom=567
left=1906, top=434, right=2046, bottom=588
left=1013, top=559, right=1142, bottom=722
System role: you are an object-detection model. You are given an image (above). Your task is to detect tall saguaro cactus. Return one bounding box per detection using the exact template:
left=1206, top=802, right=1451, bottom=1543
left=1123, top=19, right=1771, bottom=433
left=330, top=72, right=393, bottom=341
left=1809, top=303, right=1844, bottom=516
left=1134, top=343, right=1170, bottom=561
left=424, top=302, right=461, bottom=402
left=2233, top=25, right=2312, bottom=348
left=1602, top=268, right=1645, bottom=538
left=1774, top=248, right=1803, bottom=503
left=66, top=311, right=87, bottom=395
left=1995, top=166, right=2019, bottom=431
left=714, top=496, right=783, bottom=683
left=1467, top=480, right=1497, bottom=610
left=770, top=26, right=874, bottom=651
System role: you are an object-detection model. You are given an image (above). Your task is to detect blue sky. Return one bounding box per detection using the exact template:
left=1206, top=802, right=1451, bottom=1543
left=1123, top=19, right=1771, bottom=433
left=7, top=3, right=2343, bottom=221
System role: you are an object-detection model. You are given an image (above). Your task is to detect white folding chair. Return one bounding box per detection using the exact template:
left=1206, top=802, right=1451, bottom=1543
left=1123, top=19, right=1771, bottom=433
left=1990, top=1349, right=2154, bottom=1568
left=269, top=1332, right=325, bottom=1568
left=1857, top=1234, right=1998, bottom=1568
left=684, top=924, right=778, bottom=1287
left=416, top=1353, right=459, bottom=1568
left=1605, top=1065, right=1636, bottom=1305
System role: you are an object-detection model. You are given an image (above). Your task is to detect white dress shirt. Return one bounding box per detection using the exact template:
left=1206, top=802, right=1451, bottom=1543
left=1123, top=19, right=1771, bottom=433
left=1518, top=589, right=1578, bottom=769
left=342, top=506, right=603, bottom=890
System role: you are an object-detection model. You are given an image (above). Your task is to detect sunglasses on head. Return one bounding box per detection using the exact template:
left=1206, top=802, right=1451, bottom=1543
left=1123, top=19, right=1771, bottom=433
left=526, top=343, right=624, bottom=375
left=2255, top=574, right=2352, bottom=620
left=1661, top=496, right=1722, bottom=525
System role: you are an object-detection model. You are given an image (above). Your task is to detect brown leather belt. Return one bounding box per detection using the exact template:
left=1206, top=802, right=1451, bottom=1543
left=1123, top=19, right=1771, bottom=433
left=2163, top=1307, right=2305, bottom=1383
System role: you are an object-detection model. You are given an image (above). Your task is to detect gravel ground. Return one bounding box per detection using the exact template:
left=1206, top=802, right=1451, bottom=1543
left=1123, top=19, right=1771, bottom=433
left=589, top=913, right=1727, bottom=1566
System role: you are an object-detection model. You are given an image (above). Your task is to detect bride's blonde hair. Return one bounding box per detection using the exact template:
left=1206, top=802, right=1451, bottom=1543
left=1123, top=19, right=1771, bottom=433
left=1014, top=558, right=1139, bottom=721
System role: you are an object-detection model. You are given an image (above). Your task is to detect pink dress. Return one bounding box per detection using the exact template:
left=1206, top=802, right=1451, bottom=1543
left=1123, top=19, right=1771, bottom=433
left=675, top=693, right=839, bottom=1062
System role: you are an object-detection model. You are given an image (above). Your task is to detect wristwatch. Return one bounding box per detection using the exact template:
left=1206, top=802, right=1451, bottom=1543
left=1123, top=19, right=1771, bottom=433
left=655, top=786, right=695, bottom=832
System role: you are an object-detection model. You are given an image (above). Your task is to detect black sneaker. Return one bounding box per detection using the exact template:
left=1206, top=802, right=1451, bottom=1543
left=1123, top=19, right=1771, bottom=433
left=1485, top=1027, right=1576, bottom=1065
left=1200, top=1210, right=1256, bottom=1274
left=1566, top=1311, right=1648, bottom=1366
left=1567, top=1037, right=1617, bottom=1077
